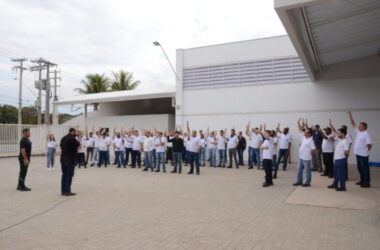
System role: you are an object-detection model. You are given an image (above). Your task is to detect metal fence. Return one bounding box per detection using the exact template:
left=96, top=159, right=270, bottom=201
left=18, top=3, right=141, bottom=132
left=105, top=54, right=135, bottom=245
left=0, top=124, right=71, bottom=157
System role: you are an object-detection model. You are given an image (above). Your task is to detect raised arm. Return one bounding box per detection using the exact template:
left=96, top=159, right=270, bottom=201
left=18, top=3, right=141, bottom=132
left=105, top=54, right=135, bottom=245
left=246, top=122, right=251, bottom=136
left=329, top=119, right=337, bottom=134
left=347, top=110, right=356, bottom=128
left=276, top=123, right=282, bottom=134
left=297, top=118, right=304, bottom=132
left=186, top=121, right=191, bottom=134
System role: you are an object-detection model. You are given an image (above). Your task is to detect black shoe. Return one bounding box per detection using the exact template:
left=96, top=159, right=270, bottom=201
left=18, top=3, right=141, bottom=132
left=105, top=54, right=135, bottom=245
left=335, top=187, right=346, bottom=191
left=178, top=171, right=182, bottom=174
left=84, top=165, right=87, bottom=168
left=171, top=170, right=177, bottom=173
left=97, top=165, right=101, bottom=168
left=123, top=166, right=126, bottom=168
left=248, top=166, right=253, bottom=169
left=262, top=182, right=272, bottom=187
left=142, top=168, right=148, bottom=171
left=90, top=163, right=94, bottom=167
left=360, top=183, right=371, bottom=188
left=272, top=174, right=277, bottom=179
left=293, top=183, right=302, bottom=186
left=318, top=169, right=323, bottom=173
left=65, top=192, right=76, bottom=196
left=327, top=184, right=337, bottom=189
left=61, top=192, right=66, bottom=196
left=196, top=172, right=200, bottom=175
left=105, top=165, right=108, bottom=168
left=131, top=166, right=136, bottom=168
left=227, top=166, right=232, bottom=168
left=18, top=186, right=31, bottom=191
left=311, top=168, right=317, bottom=172
left=163, top=170, right=166, bottom=173
left=187, top=172, right=193, bottom=175
left=302, top=183, right=311, bottom=187
left=328, top=175, right=334, bottom=178
left=155, top=169, right=160, bottom=172
left=117, top=165, right=121, bottom=168
left=321, top=173, right=328, bottom=176
left=283, top=167, right=287, bottom=171
left=355, top=181, right=362, bottom=185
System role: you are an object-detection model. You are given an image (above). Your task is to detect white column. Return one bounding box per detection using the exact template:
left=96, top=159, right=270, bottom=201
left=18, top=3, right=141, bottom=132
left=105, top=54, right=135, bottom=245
left=175, top=49, right=184, bottom=129
left=52, top=103, right=59, bottom=125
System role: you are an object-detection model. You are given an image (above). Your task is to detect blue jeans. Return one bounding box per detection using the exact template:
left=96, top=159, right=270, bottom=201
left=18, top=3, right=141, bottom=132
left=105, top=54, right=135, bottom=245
left=115, top=150, right=126, bottom=167
left=209, top=148, right=217, bottom=167
left=198, top=148, right=206, bottom=165
left=183, top=148, right=189, bottom=164
left=332, top=158, right=347, bottom=189
left=47, top=147, right=56, bottom=168
left=188, top=151, right=200, bottom=173
left=296, top=159, right=312, bottom=185
left=99, top=150, right=108, bottom=166
left=173, top=151, right=182, bottom=172
left=218, top=149, right=226, bottom=166
left=276, top=148, right=289, bottom=171
left=249, top=147, right=260, bottom=167
left=144, top=151, right=153, bottom=169
left=156, top=152, right=166, bottom=171
left=125, top=148, right=132, bottom=165
left=132, top=150, right=141, bottom=167
left=61, top=160, right=75, bottom=193
left=237, top=149, right=244, bottom=165
left=356, top=155, right=370, bottom=185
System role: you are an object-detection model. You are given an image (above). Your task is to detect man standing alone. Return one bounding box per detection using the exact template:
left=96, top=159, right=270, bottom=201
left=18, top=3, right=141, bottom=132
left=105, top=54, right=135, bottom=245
left=60, top=128, right=79, bottom=196
left=17, top=128, right=32, bottom=191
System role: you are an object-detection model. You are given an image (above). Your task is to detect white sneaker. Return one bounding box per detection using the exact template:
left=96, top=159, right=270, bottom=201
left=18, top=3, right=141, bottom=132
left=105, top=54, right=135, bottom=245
left=51, top=167, right=55, bottom=171
left=48, top=168, right=51, bottom=171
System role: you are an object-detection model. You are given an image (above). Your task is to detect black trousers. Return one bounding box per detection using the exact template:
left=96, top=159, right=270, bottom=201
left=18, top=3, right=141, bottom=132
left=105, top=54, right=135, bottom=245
left=263, top=159, right=273, bottom=184
left=61, top=160, right=75, bottom=193
left=85, top=147, right=93, bottom=164
left=166, top=147, right=173, bottom=163
left=18, top=156, right=29, bottom=188
left=131, top=150, right=141, bottom=167
left=322, top=152, right=334, bottom=177
left=77, top=152, right=85, bottom=166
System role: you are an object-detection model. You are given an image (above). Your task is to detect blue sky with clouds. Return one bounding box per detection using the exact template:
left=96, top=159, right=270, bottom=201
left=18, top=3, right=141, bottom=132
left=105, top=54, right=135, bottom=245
left=0, top=0, right=286, bottom=114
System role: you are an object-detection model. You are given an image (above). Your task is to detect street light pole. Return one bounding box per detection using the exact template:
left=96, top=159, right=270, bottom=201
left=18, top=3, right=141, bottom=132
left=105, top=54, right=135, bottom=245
left=153, top=41, right=179, bottom=80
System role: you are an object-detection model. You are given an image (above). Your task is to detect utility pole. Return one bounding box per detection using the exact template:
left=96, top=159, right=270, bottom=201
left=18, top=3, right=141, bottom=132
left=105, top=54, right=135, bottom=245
left=50, top=69, right=61, bottom=101
left=44, top=60, right=56, bottom=125
left=30, top=58, right=47, bottom=125
left=11, top=58, right=28, bottom=138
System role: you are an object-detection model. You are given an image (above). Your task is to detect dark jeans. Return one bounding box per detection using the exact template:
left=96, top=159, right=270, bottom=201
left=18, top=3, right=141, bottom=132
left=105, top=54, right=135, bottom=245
left=18, top=156, right=29, bottom=188
left=77, top=152, right=85, bottom=166
left=188, top=151, right=200, bottom=174
left=356, top=155, right=370, bottom=185
left=173, top=151, right=182, bottom=172
left=228, top=148, right=238, bottom=168
left=237, top=149, right=244, bottom=165
left=322, top=152, right=334, bottom=177
left=132, top=150, right=141, bottom=167
left=61, top=160, right=75, bottom=193
left=99, top=150, right=108, bottom=166
left=125, top=148, right=132, bottom=165
left=115, top=150, right=126, bottom=167
left=182, top=148, right=188, bottom=163
left=332, top=158, right=347, bottom=189
left=263, top=159, right=273, bottom=185
left=275, top=148, right=289, bottom=171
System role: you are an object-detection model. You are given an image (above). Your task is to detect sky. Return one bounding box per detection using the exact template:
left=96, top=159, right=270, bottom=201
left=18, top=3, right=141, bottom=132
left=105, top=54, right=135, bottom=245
left=0, top=0, right=286, bottom=114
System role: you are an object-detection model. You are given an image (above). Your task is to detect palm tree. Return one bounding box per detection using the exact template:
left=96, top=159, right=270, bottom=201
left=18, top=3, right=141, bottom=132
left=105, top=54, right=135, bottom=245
left=110, top=70, right=140, bottom=91
left=75, top=73, right=110, bottom=110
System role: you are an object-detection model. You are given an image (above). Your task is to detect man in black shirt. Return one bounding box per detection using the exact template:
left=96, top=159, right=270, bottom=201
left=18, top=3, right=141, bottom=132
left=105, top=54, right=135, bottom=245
left=168, top=131, right=184, bottom=174
left=18, top=128, right=32, bottom=191
left=237, top=131, right=247, bottom=166
left=60, top=128, right=79, bottom=196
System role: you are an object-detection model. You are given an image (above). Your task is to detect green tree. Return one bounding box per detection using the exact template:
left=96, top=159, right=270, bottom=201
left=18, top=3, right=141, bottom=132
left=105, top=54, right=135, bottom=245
left=75, top=74, right=110, bottom=110
left=0, top=105, right=17, bottom=123
left=110, top=70, right=140, bottom=91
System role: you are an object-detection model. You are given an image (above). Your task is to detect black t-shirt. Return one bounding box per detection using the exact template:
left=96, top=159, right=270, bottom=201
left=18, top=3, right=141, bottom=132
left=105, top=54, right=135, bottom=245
left=60, top=134, right=80, bottom=164
left=168, top=137, right=184, bottom=152
left=19, top=137, right=32, bottom=160
left=237, top=136, right=247, bottom=150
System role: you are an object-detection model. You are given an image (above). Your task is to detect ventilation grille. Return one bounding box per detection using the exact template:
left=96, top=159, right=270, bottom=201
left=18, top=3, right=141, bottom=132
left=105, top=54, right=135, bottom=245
left=183, top=57, right=309, bottom=89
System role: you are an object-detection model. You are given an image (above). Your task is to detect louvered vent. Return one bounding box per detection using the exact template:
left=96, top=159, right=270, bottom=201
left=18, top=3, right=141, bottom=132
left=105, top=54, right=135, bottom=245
left=183, top=57, right=309, bottom=89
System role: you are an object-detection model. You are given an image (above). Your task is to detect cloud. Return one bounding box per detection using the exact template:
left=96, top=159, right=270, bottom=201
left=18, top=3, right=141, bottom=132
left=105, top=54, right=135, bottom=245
left=0, top=0, right=286, bottom=111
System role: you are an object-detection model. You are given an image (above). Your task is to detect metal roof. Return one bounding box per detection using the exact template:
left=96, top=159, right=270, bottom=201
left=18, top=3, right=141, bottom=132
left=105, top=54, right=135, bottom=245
left=54, top=87, right=176, bottom=105
left=275, top=0, right=380, bottom=78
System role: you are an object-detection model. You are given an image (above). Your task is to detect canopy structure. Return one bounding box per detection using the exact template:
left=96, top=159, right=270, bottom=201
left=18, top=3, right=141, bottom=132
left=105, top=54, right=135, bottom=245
left=54, top=87, right=176, bottom=106
left=275, top=0, right=380, bottom=80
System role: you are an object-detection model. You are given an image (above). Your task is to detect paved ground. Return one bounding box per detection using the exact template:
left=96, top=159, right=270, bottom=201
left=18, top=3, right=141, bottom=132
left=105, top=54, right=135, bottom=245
left=1, top=156, right=380, bottom=250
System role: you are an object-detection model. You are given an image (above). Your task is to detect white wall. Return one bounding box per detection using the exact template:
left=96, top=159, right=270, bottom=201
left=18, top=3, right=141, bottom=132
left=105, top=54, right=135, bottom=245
left=177, top=36, right=380, bottom=163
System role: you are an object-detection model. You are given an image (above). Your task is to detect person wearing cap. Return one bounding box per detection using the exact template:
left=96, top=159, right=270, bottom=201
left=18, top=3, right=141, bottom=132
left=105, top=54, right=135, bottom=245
left=321, top=127, right=335, bottom=178
left=328, top=128, right=350, bottom=191
left=17, top=128, right=32, bottom=191
left=348, top=111, right=372, bottom=188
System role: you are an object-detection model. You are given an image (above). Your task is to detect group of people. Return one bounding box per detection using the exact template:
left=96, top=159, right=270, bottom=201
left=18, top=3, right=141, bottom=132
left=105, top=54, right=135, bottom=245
left=16, top=111, right=372, bottom=195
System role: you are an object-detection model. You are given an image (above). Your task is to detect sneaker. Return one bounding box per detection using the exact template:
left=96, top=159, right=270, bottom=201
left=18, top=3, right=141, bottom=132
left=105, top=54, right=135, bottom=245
left=355, top=181, right=362, bottom=185
left=327, top=184, right=337, bottom=189
left=360, top=183, right=370, bottom=188
left=18, top=186, right=31, bottom=191
left=335, top=187, right=346, bottom=191
left=293, top=183, right=302, bottom=186
left=48, top=168, right=52, bottom=171
left=302, top=183, right=311, bottom=187
left=262, top=182, right=272, bottom=187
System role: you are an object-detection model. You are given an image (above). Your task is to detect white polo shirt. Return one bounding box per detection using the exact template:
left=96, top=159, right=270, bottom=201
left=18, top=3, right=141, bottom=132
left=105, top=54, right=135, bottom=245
left=207, top=137, right=217, bottom=149
left=200, top=138, right=206, bottom=148
left=132, top=136, right=143, bottom=151
left=99, top=137, right=109, bottom=151
left=353, top=128, right=372, bottom=157
left=262, top=138, right=274, bottom=160
left=299, top=137, right=316, bottom=161
left=143, top=137, right=154, bottom=152
left=187, top=136, right=201, bottom=153
left=113, top=138, right=124, bottom=151
left=93, top=135, right=100, bottom=148
left=277, top=133, right=292, bottom=149
left=227, top=135, right=239, bottom=149
left=155, top=137, right=167, bottom=153
left=249, top=133, right=263, bottom=148
left=124, top=136, right=133, bottom=149
left=335, top=138, right=349, bottom=160
left=322, top=135, right=335, bottom=153
left=217, top=136, right=227, bottom=150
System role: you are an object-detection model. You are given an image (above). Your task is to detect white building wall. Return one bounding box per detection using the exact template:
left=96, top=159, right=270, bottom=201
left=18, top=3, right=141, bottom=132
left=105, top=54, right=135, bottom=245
left=177, top=36, right=380, bottom=163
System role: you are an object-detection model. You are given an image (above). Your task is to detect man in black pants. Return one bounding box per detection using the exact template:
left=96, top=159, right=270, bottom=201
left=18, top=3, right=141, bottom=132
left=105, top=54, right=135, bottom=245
left=60, top=128, right=79, bottom=196
left=17, top=128, right=32, bottom=191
